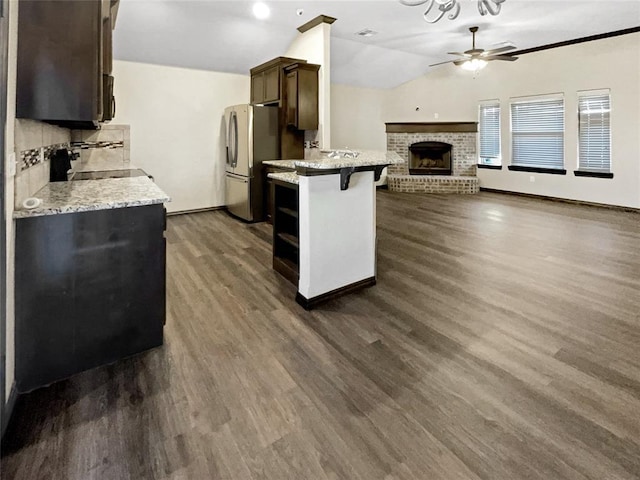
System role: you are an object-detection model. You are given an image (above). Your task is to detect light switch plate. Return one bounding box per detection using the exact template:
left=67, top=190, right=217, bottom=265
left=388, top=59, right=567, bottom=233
left=7, top=152, right=16, bottom=177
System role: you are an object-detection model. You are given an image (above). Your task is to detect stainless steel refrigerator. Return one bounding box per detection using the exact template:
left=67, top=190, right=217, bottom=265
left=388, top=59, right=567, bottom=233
left=225, top=104, right=279, bottom=222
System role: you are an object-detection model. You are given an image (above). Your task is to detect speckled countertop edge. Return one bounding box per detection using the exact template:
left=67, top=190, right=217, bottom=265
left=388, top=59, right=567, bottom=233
left=14, top=176, right=170, bottom=219
left=264, top=151, right=403, bottom=170
left=263, top=160, right=299, bottom=169
left=268, top=172, right=299, bottom=185
left=294, top=150, right=404, bottom=169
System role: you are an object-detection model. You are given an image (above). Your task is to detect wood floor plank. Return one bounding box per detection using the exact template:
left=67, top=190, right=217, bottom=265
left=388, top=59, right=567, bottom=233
left=3, top=191, right=640, bottom=479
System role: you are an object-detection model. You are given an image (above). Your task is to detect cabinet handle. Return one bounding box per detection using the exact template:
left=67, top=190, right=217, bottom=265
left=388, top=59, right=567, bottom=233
left=112, top=96, right=116, bottom=118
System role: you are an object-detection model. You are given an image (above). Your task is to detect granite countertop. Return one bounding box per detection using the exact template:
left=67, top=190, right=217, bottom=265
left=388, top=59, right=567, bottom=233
left=14, top=176, right=170, bottom=219
left=268, top=172, right=299, bottom=185
left=265, top=151, right=403, bottom=171
left=295, top=150, right=403, bottom=169
left=263, top=160, right=299, bottom=169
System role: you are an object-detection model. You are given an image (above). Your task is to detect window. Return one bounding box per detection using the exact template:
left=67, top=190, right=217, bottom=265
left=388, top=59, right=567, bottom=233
left=577, top=91, right=611, bottom=176
left=509, top=95, right=565, bottom=174
left=478, top=101, right=501, bottom=166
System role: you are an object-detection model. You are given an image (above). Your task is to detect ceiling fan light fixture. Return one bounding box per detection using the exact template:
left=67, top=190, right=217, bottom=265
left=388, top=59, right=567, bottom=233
left=460, top=58, right=488, bottom=71
left=399, top=0, right=507, bottom=23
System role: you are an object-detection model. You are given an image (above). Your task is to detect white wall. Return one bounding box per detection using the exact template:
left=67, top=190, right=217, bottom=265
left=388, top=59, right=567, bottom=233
left=285, top=22, right=331, bottom=148
left=331, top=83, right=387, bottom=151
left=384, top=33, right=640, bottom=208
left=112, top=60, right=250, bottom=213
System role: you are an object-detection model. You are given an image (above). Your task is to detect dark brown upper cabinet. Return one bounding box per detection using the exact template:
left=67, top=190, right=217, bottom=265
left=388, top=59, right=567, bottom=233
left=284, top=63, right=320, bottom=131
left=250, top=57, right=306, bottom=106
left=16, top=0, right=118, bottom=128
left=249, top=56, right=320, bottom=159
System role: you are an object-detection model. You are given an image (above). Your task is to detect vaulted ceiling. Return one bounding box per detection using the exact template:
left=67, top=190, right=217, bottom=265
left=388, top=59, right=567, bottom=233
left=113, top=0, right=640, bottom=89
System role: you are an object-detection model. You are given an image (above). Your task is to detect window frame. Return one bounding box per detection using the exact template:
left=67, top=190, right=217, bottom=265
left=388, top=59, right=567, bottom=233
left=508, top=93, right=566, bottom=175
left=478, top=100, right=501, bottom=168
left=574, top=89, right=612, bottom=179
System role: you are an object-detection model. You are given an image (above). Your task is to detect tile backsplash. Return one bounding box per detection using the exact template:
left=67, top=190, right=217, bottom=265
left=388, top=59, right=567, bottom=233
left=14, top=121, right=132, bottom=208
left=14, top=119, right=70, bottom=207
left=71, top=124, right=130, bottom=172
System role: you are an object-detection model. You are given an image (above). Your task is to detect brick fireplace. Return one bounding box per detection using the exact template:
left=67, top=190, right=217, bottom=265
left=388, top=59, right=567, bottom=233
left=386, top=122, right=479, bottom=194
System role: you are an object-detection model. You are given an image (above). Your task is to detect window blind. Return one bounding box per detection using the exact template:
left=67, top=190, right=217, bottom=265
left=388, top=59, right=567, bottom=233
left=578, top=93, right=611, bottom=172
left=510, top=97, right=564, bottom=169
left=479, top=102, right=500, bottom=164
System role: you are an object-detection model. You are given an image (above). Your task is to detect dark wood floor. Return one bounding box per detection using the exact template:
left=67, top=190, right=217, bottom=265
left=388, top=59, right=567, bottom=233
left=3, top=191, right=640, bottom=480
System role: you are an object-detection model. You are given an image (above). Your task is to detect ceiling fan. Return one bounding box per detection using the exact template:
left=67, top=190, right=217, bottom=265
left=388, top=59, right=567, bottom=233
left=430, top=26, right=518, bottom=71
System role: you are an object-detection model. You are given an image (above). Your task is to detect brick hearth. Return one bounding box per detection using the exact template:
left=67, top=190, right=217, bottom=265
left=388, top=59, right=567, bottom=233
left=386, top=122, right=479, bottom=194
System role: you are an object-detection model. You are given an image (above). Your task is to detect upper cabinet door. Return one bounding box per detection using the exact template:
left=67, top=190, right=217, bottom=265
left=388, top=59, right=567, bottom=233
left=284, top=63, right=320, bottom=131
left=16, top=0, right=117, bottom=128
left=102, top=16, right=113, bottom=75
left=251, top=73, right=265, bottom=104
left=263, top=67, right=280, bottom=104
left=285, top=71, right=298, bottom=127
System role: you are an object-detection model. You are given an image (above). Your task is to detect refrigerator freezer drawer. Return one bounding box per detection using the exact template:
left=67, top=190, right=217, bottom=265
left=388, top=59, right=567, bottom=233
left=225, top=174, right=252, bottom=221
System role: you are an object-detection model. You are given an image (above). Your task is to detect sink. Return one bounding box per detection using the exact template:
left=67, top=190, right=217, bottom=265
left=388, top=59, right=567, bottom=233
left=320, top=149, right=360, bottom=159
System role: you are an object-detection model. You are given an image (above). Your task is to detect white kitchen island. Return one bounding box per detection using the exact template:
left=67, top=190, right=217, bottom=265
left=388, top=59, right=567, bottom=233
left=265, top=150, right=403, bottom=309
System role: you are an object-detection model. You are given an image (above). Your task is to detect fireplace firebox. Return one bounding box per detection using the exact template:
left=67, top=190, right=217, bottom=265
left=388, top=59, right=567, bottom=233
left=408, top=141, right=452, bottom=175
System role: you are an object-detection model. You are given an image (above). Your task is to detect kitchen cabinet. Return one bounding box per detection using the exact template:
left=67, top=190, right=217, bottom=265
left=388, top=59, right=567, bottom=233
left=15, top=204, right=166, bottom=393
left=249, top=56, right=320, bottom=159
left=251, top=66, right=279, bottom=104
left=250, top=57, right=304, bottom=105
left=16, top=0, right=118, bottom=128
left=285, top=63, right=320, bottom=131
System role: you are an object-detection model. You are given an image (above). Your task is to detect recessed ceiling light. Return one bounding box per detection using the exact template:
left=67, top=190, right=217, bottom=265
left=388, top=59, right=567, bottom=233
left=253, top=2, right=270, bottom=20
left=355, top=28, right=378, bottom=37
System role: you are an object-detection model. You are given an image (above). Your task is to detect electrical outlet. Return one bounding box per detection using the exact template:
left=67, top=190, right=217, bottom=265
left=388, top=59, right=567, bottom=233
left=434, top=113, right=439, bottom=119
left=529, top=176, right=535, bottom=183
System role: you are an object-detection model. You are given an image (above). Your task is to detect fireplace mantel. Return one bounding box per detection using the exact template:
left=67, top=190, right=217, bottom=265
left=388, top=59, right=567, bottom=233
left=385, top=122, right=477, bottom=134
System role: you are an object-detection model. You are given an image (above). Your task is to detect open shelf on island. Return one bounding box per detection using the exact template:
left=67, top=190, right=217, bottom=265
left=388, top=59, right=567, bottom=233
left=278, top=206, right=299, bottom=219
left=272, top=179, right=299, bottom=286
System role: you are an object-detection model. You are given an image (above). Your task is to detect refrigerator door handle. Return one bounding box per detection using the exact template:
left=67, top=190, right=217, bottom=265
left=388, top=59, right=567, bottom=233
left=226, top=112, right=232, bottom=166
left=230, top=111, right=239, bottom=168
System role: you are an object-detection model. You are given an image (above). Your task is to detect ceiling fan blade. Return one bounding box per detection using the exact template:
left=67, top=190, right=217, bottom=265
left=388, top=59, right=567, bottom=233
left=486, top=55, right=519, bottom=62
left=446, top=52, right=471, bottom=57
left=429, top=59, right=457, bottom=67
left=481, top=45, right=517, bottom=56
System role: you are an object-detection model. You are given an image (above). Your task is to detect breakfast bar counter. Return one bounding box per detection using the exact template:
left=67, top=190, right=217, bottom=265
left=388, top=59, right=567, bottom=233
left=267, top=150, right=403, bottom=309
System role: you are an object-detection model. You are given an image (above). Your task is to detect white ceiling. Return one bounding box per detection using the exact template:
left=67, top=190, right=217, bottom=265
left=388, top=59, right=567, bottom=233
left=113, top=0, right=640, bottom=89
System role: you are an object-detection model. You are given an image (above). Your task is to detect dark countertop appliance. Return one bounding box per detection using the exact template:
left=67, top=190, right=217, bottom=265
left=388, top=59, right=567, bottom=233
left=50, top=148, right=72, bottom=182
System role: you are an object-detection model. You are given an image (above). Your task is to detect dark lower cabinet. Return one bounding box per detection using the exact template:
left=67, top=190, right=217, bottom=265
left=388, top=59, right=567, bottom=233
left=15, top=204, right=166, bottom=393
